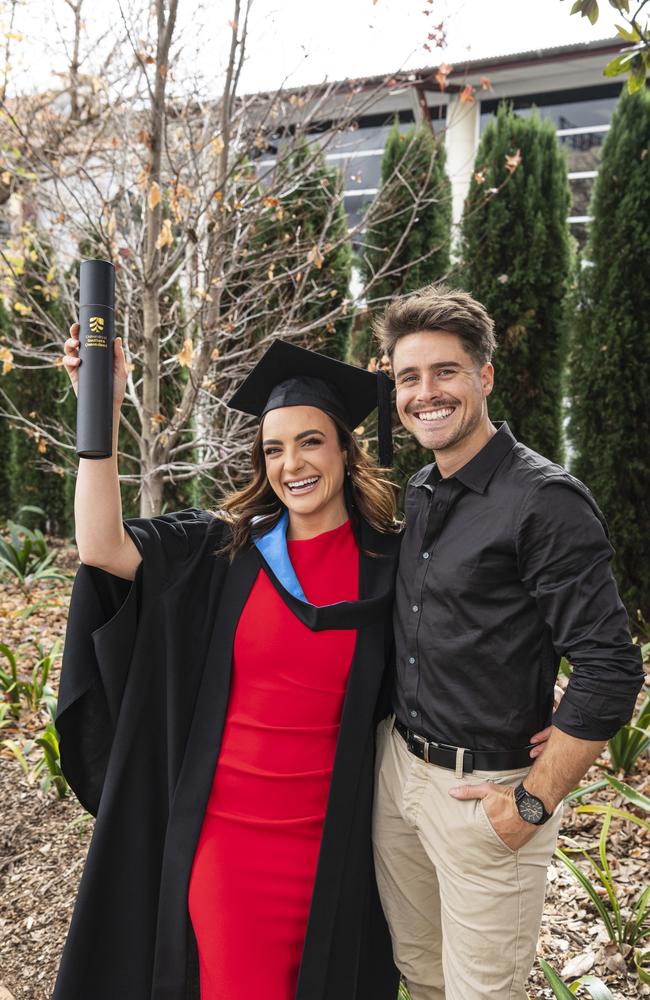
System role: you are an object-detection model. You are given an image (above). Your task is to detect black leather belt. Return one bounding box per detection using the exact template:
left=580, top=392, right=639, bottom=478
left=394, top=720, right=533, bottom=773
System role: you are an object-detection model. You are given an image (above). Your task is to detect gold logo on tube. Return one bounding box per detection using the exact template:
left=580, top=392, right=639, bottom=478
left=89, top=316, right=105, bottom=333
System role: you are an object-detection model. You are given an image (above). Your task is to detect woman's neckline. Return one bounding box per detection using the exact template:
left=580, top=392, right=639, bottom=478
left=286, top=517, right=352, bottom=545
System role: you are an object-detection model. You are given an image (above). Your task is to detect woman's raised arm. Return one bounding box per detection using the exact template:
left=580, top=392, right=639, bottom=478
left=63, top=324, right=141, bottom=580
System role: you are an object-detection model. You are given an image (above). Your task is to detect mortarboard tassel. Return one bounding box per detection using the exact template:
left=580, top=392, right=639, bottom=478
left=376, top=370, right=393, bottom=468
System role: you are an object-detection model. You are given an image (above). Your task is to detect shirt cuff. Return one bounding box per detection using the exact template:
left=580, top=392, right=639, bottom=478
left=553, top=685, right=640, bottom=741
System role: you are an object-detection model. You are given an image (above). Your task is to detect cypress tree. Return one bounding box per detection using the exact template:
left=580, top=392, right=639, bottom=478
left=357, top=121, right=452, bottom=488
left=360, top=120, right=452, bottom=329
left=460, top=104, right=572, bottom=463
left=245, top=140, right=353, bottom=360
left=568, top=86, right=650, bottom=617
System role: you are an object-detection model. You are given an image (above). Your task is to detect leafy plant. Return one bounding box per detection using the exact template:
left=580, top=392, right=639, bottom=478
left=0, top=638, right=61, bottom=718
left=0, top=642, right=22, bottom=716
left=607, top=689, right=650, bottom=775
left=565, top=778, right=609, bottom=804
left=2, top=704, right=69, bottom=799
left=634, top=947, right=650, bottom=985
left=0, top=702, right=13, bottom=731
left=21, top=638, right=61, bottom=714
left=565, top=0, right=650, bottom=94
left=539, top=958, right=616, bottom=997
left=35, top=721, right=69, bottom=798
left=555, top=803, right=650, bottom=952
left=0, top=513, right=70, bottom=595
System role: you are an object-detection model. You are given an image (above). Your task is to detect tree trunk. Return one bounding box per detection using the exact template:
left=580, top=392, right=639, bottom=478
left=139, top=0, right=178, bottom=517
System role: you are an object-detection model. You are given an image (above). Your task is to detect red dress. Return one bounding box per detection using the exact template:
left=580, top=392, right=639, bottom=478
left=188, top=519, right=359, bottom=999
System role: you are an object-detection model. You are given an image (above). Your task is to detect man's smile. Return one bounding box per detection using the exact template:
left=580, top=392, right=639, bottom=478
left=413, top=406, right=457, bottom=423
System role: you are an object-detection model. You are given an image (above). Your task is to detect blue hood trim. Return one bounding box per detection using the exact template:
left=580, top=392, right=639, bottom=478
left=252, top=510, right=309, bottom=604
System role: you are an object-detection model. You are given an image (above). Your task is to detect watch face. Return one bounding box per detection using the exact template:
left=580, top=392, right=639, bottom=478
left=518, top=792, right=544, bottom=824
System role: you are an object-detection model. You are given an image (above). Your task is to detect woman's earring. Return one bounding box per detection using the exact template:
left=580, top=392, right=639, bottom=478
left=345, top=463, right=351, bottom=477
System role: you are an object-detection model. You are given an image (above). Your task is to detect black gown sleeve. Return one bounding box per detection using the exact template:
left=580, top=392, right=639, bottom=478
left=55, top=507, right=220, bottom=815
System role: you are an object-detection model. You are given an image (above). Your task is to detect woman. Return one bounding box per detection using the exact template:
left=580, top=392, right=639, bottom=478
left=55, top=329, right=402, bottom=1000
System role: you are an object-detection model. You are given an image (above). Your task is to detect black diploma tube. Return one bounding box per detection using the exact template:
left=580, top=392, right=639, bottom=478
left=76, top=259, right=116, bottom=459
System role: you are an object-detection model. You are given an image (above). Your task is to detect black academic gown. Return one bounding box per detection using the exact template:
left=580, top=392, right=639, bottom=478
left=53, top=507, right=402, bottom=1000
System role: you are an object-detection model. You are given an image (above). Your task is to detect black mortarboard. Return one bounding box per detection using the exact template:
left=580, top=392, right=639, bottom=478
left=228, top=340, right=394, bottom=466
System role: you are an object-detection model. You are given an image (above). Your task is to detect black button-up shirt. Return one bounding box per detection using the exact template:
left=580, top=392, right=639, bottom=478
left=393, top=422, right=644, bottom=749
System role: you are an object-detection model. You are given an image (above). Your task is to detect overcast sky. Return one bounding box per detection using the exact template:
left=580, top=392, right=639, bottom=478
left=5, top=0, right=622, bottom=97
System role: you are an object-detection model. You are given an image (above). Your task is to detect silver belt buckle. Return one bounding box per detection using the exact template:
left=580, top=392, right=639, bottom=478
left=409, top=731, right=428, bottom=763
left=411, top=731, right=440, bottom=765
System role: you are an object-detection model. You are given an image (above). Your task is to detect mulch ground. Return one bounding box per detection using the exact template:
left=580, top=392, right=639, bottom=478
left=0, top=539, right=648, bottom=1000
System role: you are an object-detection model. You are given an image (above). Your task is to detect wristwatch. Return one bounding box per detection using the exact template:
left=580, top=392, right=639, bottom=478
left=514, top=782, right=552, bottom=825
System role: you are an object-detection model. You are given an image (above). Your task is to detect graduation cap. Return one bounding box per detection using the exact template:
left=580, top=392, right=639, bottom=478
left=228, top=339, right=394, bottom=466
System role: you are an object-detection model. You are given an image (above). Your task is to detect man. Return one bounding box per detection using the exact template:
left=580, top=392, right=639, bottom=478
left=371, top=284, right=644, bottom=1000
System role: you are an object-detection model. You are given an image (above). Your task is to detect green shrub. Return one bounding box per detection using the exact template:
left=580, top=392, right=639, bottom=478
left=567, top=86, right=650, bottom=616
left=460, top=103, right=573, bottom=463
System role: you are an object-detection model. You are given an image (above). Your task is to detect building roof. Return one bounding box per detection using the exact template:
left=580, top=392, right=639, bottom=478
left=410, top=35, right=621, bottom=79
left=245, top=36, right=622, bottom=102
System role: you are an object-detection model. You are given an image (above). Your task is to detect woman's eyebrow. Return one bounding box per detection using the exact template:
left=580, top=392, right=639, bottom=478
left=262, top=429, right=325, bottom=446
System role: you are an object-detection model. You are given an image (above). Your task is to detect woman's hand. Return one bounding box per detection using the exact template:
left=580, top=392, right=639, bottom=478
left=62, top=322, right=128, bottom=405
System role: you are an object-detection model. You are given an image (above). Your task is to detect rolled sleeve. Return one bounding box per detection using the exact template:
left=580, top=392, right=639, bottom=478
left=516, top=478, right=644, bottom=740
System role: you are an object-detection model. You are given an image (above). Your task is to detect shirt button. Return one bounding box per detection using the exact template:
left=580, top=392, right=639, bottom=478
left=408, top=656, right=416, bottom=664
left=410, top=710, right=418, bottom=718
left=412, top=605, right=419, bottom=613
left=422, top=552, right=430, bottom=559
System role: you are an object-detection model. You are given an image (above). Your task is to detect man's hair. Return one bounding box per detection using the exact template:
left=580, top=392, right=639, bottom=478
left=373, top=282, right=497, bottom=368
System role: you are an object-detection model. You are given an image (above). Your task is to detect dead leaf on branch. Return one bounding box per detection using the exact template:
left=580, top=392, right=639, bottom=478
left=211, top=135, right=224, bottom=157
left=505, top=148, right=522, bottom=173
left=435, top=63, right=453, bottom=90
left=176, top=337, right=194, bottom=368
left=307, top=245, right=324, bottom=269
left=148, top=182, right=161, bottom=211
left=149, top=413, right=166, bottom=432
left=460, top=85, right=475, bottom=104
left=156, top=219, right=173, bottom=251
left=0, top=345, right=14, bottom=374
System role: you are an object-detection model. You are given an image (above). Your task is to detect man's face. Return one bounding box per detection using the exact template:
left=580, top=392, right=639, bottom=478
left=392, top=330, right=494, bottom=452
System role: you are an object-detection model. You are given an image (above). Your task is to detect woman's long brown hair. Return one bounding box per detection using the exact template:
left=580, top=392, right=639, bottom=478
left=210, top=410, right=401, bottom=561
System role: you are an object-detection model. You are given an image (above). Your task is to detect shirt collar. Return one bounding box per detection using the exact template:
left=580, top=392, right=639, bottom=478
left=410, top=422, right=517, bottom=495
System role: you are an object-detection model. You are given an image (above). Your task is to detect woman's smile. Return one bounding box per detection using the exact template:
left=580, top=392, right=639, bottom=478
left=284, top=475, right=322, bottom=496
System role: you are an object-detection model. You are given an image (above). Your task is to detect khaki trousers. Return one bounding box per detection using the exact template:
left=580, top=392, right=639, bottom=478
left=372, top=716, right=563, bottom=1000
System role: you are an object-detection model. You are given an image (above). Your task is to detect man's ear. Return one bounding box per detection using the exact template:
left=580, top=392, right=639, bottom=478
left=481, top=362, right=494, bottom=397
